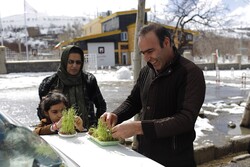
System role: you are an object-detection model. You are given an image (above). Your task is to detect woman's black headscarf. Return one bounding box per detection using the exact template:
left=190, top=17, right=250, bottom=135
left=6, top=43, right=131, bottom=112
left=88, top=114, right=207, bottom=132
left=57, top=45, right=84, bottom=86
left=56, top=45, right=88, bottom=127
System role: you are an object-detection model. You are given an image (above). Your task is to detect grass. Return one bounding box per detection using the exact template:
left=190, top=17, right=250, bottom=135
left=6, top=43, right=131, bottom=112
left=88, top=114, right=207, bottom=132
left=59, top=107, right=76, bottom=135
left=89, top=119, right=117, bottom=141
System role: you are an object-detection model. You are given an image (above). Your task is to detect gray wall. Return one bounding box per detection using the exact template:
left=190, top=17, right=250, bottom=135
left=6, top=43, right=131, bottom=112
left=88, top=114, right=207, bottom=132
left=4, top=61, right=250, bottom=73
left=0, top=46, right=7, bottom=74
left=6, top=60, right=60, bottom=73
left=196, top=63, right=250, bottom=70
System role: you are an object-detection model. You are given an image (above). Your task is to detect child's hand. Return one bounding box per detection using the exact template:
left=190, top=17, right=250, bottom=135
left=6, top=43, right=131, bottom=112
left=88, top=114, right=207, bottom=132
left=56, top=117, right=63, bottom=129
left=74, top=116, right=84, bottom=132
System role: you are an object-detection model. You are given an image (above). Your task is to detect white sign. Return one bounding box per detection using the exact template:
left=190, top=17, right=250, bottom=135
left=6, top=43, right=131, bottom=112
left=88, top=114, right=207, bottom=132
left=87, top=42, right=115, bottom=67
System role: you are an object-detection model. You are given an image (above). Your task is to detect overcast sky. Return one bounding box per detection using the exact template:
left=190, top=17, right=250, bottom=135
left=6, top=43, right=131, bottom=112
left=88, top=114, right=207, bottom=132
left=0, top=0, right=166, bottom=18
left=0, top=0, right=248, bottom=18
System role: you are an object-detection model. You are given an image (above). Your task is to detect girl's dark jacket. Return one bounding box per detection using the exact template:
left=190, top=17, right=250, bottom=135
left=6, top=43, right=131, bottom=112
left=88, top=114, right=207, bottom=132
left=113, top=47, right=206, bottom=166
left=38, top=72, right=106, bottom=129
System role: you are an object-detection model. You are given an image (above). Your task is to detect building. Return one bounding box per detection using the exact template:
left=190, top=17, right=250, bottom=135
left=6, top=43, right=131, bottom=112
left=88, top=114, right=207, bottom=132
left=60, top=9, right=196, bottom=67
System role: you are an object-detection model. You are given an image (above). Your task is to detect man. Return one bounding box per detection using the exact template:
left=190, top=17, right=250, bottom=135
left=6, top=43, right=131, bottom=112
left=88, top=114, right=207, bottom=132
left=38, top=45, right=106, bottom=129
left=101, top=23, right=206, bottom=167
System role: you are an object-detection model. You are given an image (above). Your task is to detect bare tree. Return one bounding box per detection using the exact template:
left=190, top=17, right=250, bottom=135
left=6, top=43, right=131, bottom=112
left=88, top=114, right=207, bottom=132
left=132, top=0, right=146, bottom=151
left=240, top=93, right=250, bottom=127
left=193, top=31, right=249, bottom=57
left=164, top=0, right=227, bottom=53
left=134, top=0, right=146, bottom=82
left=240, top=0, right=250, bottom=127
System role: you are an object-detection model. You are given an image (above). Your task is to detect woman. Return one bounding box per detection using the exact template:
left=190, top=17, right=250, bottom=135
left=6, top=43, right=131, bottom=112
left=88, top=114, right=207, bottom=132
left=37, top=45, right=106, bottom=129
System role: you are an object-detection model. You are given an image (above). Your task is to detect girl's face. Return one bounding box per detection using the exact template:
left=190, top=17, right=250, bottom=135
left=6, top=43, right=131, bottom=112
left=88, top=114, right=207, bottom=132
left=46, top=102, right=65, bottom=123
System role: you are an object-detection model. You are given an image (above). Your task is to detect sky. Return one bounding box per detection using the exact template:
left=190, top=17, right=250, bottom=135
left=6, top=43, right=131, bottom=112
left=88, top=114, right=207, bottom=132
left=0, top=0, right=166, bottom=18
left=0, top=0, right=248, bottom=18
left=222, top=0, right=247, bottom=10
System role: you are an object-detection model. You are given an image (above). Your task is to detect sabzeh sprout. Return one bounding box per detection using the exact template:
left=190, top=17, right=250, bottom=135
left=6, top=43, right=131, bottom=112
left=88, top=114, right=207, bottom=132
left=60, top=107, right=76, bottom=135
left=89, top=119, right=117, bottom=141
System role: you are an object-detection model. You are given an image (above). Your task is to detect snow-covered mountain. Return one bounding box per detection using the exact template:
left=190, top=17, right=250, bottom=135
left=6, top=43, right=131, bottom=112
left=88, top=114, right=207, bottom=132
left=0, top=13, right=91, bottom=51
left=1, top=2, right=249, bottom=52
left=1, top=13, right=89, bottom=28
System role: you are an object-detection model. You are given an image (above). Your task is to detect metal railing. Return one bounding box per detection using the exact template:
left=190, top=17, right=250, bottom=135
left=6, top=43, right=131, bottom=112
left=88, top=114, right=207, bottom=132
left=5, top=48, right=61, bottom=61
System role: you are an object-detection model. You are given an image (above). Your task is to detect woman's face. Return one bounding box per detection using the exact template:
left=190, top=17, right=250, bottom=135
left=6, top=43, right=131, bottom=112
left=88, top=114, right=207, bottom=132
left=66, top=53, right=82, bottom=75
left=46, top=102, right=65, bottom=123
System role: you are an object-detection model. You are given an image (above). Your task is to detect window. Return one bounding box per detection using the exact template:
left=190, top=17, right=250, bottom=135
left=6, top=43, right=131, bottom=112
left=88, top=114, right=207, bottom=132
left=186, top=34, right=193, bottom=41
left=121, top=32, right=128, bottom=41
left=102, top=17, right=119, bottom=32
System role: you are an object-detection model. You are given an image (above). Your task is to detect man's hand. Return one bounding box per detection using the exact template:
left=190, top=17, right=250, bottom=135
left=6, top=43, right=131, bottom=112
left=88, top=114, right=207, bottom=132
left=100, top=112, right=118, bottom=129
left=111, top=120, right=143, bottom=139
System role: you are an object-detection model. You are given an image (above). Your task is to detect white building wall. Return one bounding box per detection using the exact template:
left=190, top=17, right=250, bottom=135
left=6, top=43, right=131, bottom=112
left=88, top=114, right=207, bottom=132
left=87, top=42, right=115, bottom=67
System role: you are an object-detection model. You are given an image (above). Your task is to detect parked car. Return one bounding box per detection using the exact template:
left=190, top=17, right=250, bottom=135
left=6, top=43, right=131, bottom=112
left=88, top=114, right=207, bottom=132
left=0, top=111, right=79, bottom=167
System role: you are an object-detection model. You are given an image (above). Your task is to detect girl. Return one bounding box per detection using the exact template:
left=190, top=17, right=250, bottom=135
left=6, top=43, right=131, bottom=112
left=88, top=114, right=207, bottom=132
left=34, top=92, right=84, bottom=135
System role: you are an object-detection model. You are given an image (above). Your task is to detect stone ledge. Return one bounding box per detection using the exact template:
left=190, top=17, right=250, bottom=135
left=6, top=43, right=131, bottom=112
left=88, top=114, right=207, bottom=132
left=195, top=135, right=250, bottom=165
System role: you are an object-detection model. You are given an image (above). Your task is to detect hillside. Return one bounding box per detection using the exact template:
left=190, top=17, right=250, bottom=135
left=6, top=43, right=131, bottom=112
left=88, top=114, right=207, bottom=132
left=0, top=13, right=90, bottom=53
left=1, top=11, right=249, bottom=56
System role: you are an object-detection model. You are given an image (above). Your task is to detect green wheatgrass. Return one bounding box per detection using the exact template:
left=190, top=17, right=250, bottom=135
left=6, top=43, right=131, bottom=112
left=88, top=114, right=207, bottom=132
left=60, top=107, right=76, bottom=135
left=89, top=119, right=117, bottom=141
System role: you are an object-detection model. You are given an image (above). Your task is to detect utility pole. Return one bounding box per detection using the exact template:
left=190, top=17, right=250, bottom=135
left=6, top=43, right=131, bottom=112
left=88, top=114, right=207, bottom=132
left=0, top=13, right=3, bottom=46
left=132, top=0, right=146, bottom=150
left=239, top=22, right=250, bottom=127
left=133, top=0, right=146, bottom=82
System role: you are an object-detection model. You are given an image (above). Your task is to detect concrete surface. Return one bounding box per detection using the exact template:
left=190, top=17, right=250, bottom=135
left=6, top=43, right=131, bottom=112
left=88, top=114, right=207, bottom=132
left=195, top=135, right=250, bottom=165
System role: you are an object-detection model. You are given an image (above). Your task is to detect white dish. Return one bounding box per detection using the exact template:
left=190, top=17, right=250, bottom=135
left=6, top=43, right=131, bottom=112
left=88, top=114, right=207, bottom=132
left=58, top=131, right=77, bottom=138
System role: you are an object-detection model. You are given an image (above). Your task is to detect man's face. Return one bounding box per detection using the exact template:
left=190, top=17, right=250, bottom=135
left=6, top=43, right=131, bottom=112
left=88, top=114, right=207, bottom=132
left=66, top=53, right=82, bottom=75
left=138, top=31, right=170, bottom=71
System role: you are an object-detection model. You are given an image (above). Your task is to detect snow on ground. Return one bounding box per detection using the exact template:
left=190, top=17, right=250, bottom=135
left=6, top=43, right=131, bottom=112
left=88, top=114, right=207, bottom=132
left=0, top=67, right=249, bottom=141
left=204, top=69, right=250, bottom=87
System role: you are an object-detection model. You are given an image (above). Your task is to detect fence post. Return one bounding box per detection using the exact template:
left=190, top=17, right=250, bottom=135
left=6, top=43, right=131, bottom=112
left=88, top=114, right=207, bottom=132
left=216, top=66, right=220, bottom=86
left=211, top=53, right=217, bottom=70
left=242, top=72, right=247, bottom=88
left=0, top=46, right=7, bottom=74
left=236, top=54, right=242, bottom=70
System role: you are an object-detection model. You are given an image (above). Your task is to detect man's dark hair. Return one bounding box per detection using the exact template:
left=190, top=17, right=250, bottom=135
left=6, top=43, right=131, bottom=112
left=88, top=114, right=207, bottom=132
left=139, top=23, right=173, bottom=48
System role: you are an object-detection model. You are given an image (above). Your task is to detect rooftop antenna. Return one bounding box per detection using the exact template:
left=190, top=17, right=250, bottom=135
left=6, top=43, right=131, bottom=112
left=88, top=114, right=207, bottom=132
left=23, top=0, right=38, bottom=61
left=24, top=0, right=29, bottom=60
